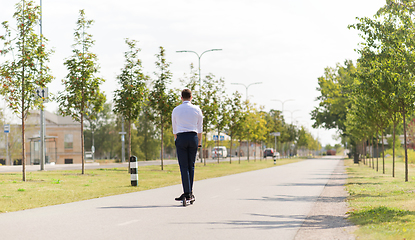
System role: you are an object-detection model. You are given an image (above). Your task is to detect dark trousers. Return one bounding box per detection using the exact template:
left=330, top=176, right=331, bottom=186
left=175, top=132, right=198, bottom=194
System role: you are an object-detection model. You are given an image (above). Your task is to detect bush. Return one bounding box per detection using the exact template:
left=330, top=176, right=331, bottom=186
left=384, top=147, right=415, bottom=163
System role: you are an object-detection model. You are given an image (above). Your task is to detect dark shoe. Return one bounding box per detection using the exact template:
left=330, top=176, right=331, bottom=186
left=187, top=193, right=195, bottom=202
left=175, top=193, right=186, bottom=201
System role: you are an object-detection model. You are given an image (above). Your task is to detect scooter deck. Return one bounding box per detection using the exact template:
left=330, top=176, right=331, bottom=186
left=180, top=198, right=195, bottom=206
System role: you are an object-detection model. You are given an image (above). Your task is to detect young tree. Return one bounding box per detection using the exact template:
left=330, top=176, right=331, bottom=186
left=249, top=109, right=267, bottom=161
left=215, top=94, right=230, bottom=163
left=0, top=1, right=54, bottom=181
left=199, top=74, right=225, bottom=164
left=56, top=10, right=106, bottom=174
left=148, top=46, right=178, bottom=170
left=84, top=102, right=113, bottom=160
left=179, top=67, right=224, bottom=165
left=113, top=39, right=148, bottom=170
left=226, top=91, right=245, bottom=164
left=263, top=109, right=284, bottom=154
left=137, top=103, right=159, bottom=160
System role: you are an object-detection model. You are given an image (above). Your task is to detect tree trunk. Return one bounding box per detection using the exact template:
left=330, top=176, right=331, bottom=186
left=382, top=130, right=385, bottom=174
left=363, top=141, right=366, bottom=165
left=81, top=112, right=85, bottom=174
left=364, top=141, right=366, bottom=166
left=239, top=138, right=241, bottom=164
left=368, top=138, right=371, bottom=168
left=217, top=129, right=220, bottom=164
left=128, top=119, right=131, bottom=165
left=376, top=132, right=379, bottom=172
left=403, top=106, right=408, bottom=182
left=393, top=122, right=396, bottom=178
left=247, top=134, right=250, bottom=162
left=230, top=136, right=232, bottom=164
left=22, top=101, right=26, bottom=181
left=21, top=0, right=26, bottom=182
left=204, top=133, right=208, bottom=166
left=160, top=116, right=164, bottom=171
left=371, top=136, right=375, bottom=170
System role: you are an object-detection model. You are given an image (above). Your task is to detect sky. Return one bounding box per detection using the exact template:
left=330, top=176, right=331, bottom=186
left=1, top=0, right=386, bottom=147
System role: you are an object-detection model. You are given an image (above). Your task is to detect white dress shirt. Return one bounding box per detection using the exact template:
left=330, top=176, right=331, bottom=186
left=172, top=101, right=203, bottom=134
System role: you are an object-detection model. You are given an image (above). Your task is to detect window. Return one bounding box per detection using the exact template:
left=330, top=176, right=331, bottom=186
left=64, top=159, right=73, bottom=164
left=64, top=134, right=73, bottom=149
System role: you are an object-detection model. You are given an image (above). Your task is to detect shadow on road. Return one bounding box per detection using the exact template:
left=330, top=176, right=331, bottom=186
left=173, top=213, right=352, bottom=230
left=244, top=194, right=346, bottom=203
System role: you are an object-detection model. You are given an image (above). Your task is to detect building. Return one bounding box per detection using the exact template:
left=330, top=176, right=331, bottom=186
left=0, top=110, right=82, bottom=165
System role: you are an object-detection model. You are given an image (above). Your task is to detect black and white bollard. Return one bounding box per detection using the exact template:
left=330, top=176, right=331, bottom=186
left=130, top=156, right=138, bottom=186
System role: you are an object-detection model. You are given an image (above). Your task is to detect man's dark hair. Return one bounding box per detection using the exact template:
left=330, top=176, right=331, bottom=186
left=182, top=89, right=192, bottom=100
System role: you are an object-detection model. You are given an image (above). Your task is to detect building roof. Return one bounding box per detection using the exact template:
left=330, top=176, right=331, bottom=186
left=28, top=110, right=80, bottom=126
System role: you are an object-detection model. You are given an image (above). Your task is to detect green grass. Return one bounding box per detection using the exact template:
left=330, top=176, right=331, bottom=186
left=345, top=157, right=415, bottom=240
left=0, top=158, right=302, bottom=213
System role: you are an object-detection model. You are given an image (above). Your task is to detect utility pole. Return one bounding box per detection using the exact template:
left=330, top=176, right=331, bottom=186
left=39, top=0, right=46, bottom=170
left=36, top=87, right=47, bottom=170
left=4, top=124, right=10, bottom=165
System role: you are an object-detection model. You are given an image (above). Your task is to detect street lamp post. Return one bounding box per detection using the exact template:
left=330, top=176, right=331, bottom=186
left=176, top=48, right=222, bottom=163
left=271, top=99, right=294, bottom=116
left=285, top=109, right=300, bottom=124
left=284, top=109, right=300, bottom=158
left=39, top=0, right=46, bottom=170
left=231, top=82, right=263, bottom=102
left=176, top=49, right=222, bottom=95
left=231, top=82, right=263, bottom=161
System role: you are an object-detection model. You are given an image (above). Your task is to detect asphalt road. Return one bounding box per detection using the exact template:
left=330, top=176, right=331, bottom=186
left=0, top=157, right=346, bottom=240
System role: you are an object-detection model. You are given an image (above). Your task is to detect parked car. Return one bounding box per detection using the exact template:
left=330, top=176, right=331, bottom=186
left=212, top=146, right=227, bottom=158
left=263, top=148, right=279, bottom=158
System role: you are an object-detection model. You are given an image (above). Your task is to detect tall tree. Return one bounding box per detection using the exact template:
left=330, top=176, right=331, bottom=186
left=0, top=0, right=54, bottom=181
left=311, top=61, right=356, bottom=136
left=56, top=10, right=106, bottom=174
left=113, top=38, right=148, bottom=170
left=350, top=0, right=415, bottom=181
left=148, top=46, right=178, bottom=170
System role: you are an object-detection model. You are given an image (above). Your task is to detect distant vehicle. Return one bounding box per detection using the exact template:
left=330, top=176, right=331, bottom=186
left=264, top=148, right=279, bottom=158
left=212, top=146, right=227, bottom=158
left=326, top=149, right=337, bottom=156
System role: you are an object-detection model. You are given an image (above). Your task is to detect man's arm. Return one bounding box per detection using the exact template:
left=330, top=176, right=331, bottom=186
left=172, top=108, right=177, bottom=140
left=197, top=133, right=202, bottom=147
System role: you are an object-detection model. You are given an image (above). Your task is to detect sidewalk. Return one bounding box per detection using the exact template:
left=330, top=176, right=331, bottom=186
left=0, top=157, right=355, bottom=240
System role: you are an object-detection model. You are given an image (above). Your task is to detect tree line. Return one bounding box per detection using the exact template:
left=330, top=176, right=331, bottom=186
left=0, top=1, right=320, bottom=180
left=312, top=0, right=415, bottom=182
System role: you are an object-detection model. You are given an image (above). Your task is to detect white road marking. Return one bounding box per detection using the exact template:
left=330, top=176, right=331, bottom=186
left=118, top=219, right=140, bottom=226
